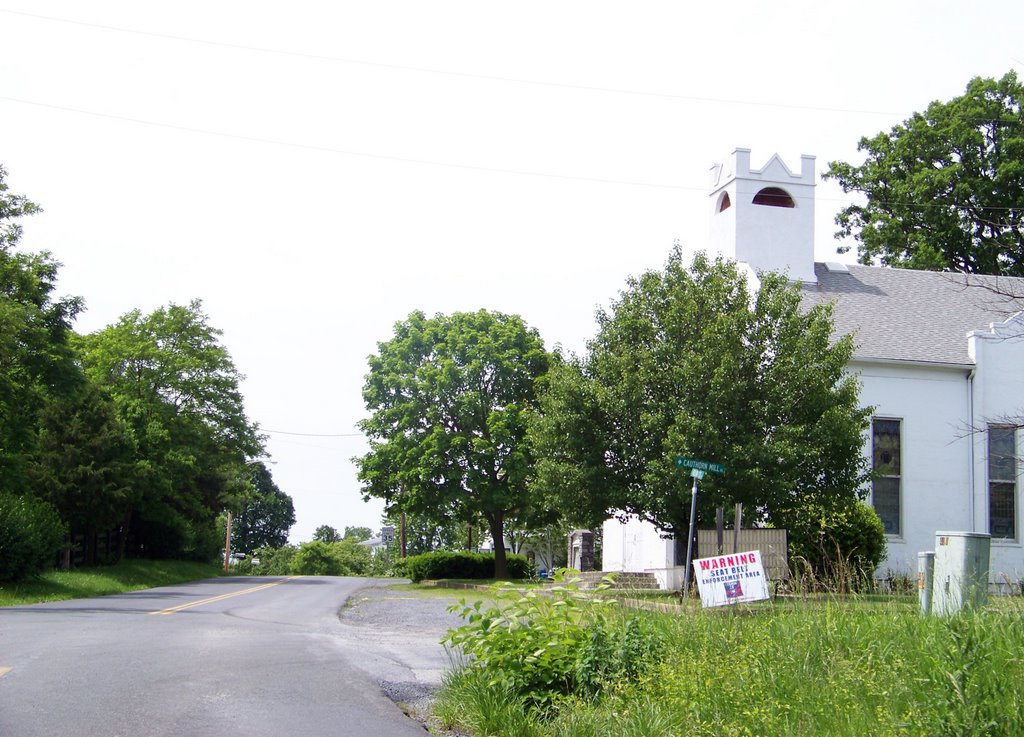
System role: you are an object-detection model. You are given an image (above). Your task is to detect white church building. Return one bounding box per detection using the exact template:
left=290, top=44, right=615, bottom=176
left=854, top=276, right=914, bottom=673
left=603, top=148, right=1024, bottom=586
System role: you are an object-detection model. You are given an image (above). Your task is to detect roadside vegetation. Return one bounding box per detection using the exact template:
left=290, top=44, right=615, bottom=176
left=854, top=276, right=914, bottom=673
left=396, top=551, right=532, bottom=583
left=231, top=538, right=385, bottom=577
left=227, top=544, right=533, bottom=583
left=435, top=576, right=1024, bottom=737
left=0, top=559, right=223, bottom=607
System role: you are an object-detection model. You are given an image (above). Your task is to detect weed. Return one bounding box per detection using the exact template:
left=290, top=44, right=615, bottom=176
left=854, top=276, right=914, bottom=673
left=443, top=572, right=665, bottom=713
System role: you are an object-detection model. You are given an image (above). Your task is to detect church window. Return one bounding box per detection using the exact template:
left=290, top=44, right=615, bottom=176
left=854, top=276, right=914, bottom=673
left=872, top=418, right=901, bottom=535
left=989, top=425, right=1017, bottom=539
left=752, top=186, right=795, bottom=208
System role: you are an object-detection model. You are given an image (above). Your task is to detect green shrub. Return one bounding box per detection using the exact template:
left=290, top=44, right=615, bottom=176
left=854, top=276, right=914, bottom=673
left=289, top=540, right=343, bottom=576
left=787, top=499, right=887, bottom=583
left=395, top=551, right=530, bottom=582
left=254, top=544, right=296, bottom=575
left=444, top=574, right=664, bottom=711
left=573, top=612, right=663, bottom=697
left=327, top=539, right=373, bottom=576
left=0, top=492, right=67, bottom=581
left=231, top=557, right=256, bottom=575
left=248, top=541, right=379, bottom=577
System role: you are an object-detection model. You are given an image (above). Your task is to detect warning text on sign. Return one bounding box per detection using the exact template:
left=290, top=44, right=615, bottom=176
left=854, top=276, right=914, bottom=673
left=694, top=550, right=771, bottom=608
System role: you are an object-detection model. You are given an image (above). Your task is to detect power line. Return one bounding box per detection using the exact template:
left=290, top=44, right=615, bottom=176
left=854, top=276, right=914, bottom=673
left=0, top=94, right=693, bottom=191
left=264, top=425, right=364, bottom=438
left=0, top=7, right=900, bottom=118
left=2, top=96, right=1020, bottom=212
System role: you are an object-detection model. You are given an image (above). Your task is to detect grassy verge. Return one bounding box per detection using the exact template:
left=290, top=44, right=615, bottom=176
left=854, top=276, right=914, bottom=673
left=0, top=560, right=224, bottom=607
left=387, top=581, right=490, bottom=596
left=435, top=585, right=1024, bottom=737
left=416, top=579, right=549, bottom=590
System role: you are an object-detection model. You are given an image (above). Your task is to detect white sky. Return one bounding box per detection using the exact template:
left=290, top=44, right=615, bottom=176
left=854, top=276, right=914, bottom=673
left=2, top=1, right=1021, bottom=543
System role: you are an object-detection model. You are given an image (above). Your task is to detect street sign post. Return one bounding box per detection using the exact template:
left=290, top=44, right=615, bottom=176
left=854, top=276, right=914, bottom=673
left=676, top=457, right=726, bottom=595
left=675, top=457, right=726, bottom=475
left=381, top=525, right=395, bottom=544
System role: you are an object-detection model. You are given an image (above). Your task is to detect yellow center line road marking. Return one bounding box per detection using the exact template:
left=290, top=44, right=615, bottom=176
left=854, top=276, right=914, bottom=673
left=150, top=577, right=300, bottom=616
left=0, top=667, right=11, bottom=678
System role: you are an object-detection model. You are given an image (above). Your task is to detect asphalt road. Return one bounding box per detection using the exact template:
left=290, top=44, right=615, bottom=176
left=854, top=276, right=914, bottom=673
left=0, top=576, right=460, bottom=737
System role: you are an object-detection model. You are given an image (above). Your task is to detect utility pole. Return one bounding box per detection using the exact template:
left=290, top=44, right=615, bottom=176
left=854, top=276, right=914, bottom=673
left=398, top=484, right=407, bottom=558
left=223, top=511, right=232, bottom=571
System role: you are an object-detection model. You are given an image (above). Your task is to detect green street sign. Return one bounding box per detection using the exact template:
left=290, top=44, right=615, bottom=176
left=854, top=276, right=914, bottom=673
left=675, top=457, right=726, bottom=475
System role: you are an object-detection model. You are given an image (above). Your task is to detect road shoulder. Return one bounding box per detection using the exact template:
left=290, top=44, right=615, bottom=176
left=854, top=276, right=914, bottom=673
left=336, top=582, right=468, bottom=734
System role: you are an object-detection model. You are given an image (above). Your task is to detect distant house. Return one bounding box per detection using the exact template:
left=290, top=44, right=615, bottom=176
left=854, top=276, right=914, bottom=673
left=479, top=535, right=565, bottom=572
left=604, top=148, right=1024, bottom=586
left=358, top=537, right=387, bottom=556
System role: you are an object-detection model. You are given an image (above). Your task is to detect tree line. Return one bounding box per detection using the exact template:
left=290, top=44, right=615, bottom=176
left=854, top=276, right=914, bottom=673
left=0, top=166, right=292, bottom=580
left=356, top=251, right=879, bottom=580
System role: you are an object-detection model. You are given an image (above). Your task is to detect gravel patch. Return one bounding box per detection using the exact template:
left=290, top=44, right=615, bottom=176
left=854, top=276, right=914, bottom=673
left=340, top=584, right=466, bottom=633
left=336, top=582, right=474, bottom=734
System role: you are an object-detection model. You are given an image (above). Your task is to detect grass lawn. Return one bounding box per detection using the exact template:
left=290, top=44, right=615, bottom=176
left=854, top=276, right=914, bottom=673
left=0, top=560, right=224, bottom=607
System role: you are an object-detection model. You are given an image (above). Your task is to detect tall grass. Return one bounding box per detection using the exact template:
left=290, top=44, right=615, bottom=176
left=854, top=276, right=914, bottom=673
left=438, top=587, right=1024, bottom=737
left=646, top=600, right=1024, bottom=736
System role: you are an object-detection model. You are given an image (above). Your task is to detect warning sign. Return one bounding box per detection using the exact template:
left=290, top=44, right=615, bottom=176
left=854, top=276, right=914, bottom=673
left=694, top=550, right=770, bottom=608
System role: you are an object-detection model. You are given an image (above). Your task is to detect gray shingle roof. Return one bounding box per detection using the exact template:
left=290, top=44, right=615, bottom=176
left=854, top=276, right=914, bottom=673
left=800, top=264, right=1024, bottom=366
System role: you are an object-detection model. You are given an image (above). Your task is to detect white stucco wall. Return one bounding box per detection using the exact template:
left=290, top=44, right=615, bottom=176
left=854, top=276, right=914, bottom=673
left=855, top=361, right=974, bottom=574
left=856, top=313, right=1024, bottom=584
left=601, top=516, right=674, bottom=573
left=970, top=314, right=1024, bottom=582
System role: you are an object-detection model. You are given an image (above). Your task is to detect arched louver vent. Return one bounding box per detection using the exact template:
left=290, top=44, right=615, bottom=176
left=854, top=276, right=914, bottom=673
left=752, top=186, right=795, bottom=208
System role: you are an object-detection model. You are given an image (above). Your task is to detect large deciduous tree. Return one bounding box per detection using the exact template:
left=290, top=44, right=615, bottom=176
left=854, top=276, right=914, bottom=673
left=530, top=249, right=872, bottom=546
left=825, top=71, right=1024, bottom=275
left=357, top=309, right=551, bottom=580
left=76, top=300, right=263, bottom=558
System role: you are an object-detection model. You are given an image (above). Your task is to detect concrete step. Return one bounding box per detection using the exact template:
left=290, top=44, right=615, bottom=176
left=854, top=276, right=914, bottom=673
left=572, top=571, right=660, bottom=590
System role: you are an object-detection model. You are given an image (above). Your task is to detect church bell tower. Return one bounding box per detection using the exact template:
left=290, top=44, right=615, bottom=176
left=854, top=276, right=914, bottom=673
left=708, top=148, right=817, bottom=283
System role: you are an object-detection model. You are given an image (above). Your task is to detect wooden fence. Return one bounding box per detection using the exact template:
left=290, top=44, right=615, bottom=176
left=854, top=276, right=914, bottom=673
left=697, top=528, right=789, bottom=582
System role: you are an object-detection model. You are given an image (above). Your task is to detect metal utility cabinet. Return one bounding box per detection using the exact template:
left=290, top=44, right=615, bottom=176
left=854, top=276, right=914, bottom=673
left=931, top=531, right=991, bottom=616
